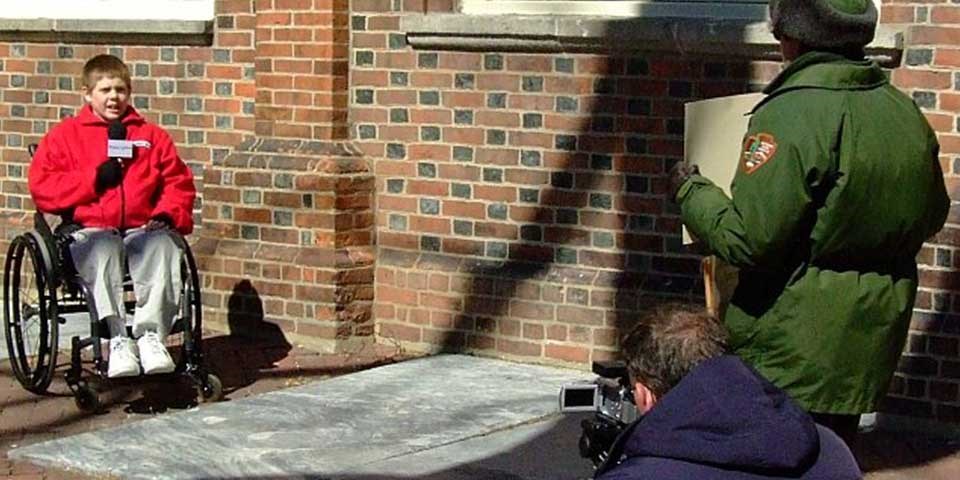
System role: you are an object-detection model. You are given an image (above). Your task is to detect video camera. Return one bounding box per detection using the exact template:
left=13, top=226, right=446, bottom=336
left=559, top=360, right=637, bottom=468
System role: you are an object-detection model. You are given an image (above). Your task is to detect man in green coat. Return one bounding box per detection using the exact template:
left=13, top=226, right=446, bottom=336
left=670, top=0, right=950, bottom=443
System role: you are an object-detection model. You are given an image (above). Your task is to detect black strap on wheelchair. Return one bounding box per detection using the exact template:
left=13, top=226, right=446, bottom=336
left=33, top=212, right=62, bottom=288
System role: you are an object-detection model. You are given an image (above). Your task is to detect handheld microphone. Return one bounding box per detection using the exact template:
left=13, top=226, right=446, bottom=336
left=107, top=119, right=130, bottom=231
left=107, top=120, right=131, bottom=161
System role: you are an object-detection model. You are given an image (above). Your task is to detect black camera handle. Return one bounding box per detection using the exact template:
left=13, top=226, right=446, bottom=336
left=592, top=418, right=641, bottom=478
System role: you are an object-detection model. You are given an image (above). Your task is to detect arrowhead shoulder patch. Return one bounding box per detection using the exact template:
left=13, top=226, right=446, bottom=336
left=741, top=133, right=778, bottom=174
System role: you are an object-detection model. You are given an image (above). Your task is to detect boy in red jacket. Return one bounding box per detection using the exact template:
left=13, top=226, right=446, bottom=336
left=28, top=54, right=196, bottom=378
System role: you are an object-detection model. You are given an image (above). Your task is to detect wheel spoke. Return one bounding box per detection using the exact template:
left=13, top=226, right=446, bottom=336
left=4, top=236, right=58, bottom=393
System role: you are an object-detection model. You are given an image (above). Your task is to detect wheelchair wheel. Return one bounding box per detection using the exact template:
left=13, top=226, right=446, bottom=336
left=3, top=235, right=59, bottom=393
left=74, top=382, right=101, bottom=413
left=168, top=240, right=203, bottom=371
left=197, top=373, right=223, bottom=403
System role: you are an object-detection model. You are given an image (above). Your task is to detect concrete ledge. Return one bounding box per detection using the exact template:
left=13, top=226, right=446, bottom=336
left=0, top=18, right=212, bottom=45
left=402, top=14, right=905, bottom=66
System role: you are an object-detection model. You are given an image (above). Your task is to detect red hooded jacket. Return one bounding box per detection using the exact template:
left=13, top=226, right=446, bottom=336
left=28, top=105, right=195, bottom=235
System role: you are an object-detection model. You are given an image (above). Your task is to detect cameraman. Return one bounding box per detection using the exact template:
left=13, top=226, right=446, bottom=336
left=596, top=304, right=861, bottom=480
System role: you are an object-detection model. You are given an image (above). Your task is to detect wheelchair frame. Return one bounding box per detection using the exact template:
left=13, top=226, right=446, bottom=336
left=3, top=210, right=223, bottom=412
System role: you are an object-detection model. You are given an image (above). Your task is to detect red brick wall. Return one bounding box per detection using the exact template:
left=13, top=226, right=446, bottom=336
left=882, top=3, right=960, bottom=420
left=253, top=0, right=350, bottom=140
left=0, top=0, right=958, bottom=420
left=355, top=2, right=960, bottom=421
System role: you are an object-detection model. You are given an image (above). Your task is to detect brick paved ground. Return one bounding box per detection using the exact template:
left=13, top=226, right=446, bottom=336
left=3, top=333, right=960, bottom=479
left=1, top=332, right=405, bottom=479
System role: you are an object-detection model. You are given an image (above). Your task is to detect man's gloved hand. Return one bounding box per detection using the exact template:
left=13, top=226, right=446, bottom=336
left=667, top=162, right=699, bottom=202
left=95, top=159, right=123, bottom=193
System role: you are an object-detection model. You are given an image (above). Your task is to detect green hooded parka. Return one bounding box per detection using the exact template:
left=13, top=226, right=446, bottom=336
left=678, top=51, right=950, bottom=414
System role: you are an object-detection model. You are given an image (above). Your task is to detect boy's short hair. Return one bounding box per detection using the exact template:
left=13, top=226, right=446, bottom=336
left=81, top=54, right=131, bottom=90
left=621, top=303, right=728, bottom=398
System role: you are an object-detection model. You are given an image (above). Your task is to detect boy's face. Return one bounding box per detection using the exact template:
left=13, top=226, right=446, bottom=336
left=84, top=75, right=130, bottom=122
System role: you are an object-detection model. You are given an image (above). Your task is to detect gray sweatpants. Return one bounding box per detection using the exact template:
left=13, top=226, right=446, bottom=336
left=68, top=227, right=182, bottom=339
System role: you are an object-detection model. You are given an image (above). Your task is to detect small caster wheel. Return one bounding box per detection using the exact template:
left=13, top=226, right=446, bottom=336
left=75, top=384, right=101, bottom=412
left=197, top=373, right=223, bottom=403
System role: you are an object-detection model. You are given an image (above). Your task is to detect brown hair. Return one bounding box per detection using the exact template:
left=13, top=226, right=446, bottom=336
left=621, top=303, right=728, bottom=398
left=81, top=54, right=131, bottom=90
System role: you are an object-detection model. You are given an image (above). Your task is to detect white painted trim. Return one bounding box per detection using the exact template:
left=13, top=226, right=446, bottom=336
left=460, top=1, right=769, bottom=19
left=0, top=0, right=214, bottom=21
left=461, top=0, right=883, bottom=19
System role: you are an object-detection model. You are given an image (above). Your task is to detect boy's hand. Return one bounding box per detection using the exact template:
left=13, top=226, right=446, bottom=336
left=146, top=213, right=173, bottom=231
left=95, top=159, right=123, bottom=193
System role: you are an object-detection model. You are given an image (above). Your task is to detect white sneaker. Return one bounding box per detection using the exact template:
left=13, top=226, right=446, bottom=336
left=138, top=332, right=175, bottom=375
left=108, top=337, right=140, bottom=378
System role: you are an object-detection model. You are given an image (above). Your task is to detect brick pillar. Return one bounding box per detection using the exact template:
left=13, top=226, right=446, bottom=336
left=198, top=0, right=374, bottom=353
left=254, top=0, right=349, bottom=140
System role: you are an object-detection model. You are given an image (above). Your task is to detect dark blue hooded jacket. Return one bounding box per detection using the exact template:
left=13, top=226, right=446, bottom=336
left=596, top=356, right=861, bottom=480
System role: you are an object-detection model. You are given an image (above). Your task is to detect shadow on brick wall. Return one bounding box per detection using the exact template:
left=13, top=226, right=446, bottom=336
left=422, top=51, right=758, bottom=363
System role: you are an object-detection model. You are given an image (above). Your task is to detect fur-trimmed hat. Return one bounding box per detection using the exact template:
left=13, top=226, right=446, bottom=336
left=769, top=0, right=878, bottom=48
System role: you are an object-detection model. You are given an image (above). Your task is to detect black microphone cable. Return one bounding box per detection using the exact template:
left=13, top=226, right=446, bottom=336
left=107, top=119, right=127, bottom=233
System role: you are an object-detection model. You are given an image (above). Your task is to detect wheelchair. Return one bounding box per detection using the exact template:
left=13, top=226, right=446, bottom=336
left=3, top=148, right=223, bottom=411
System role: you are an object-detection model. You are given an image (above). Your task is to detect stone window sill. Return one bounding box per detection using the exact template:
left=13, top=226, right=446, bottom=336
left=0, top=19, right=213, bottom=46
left=402, top=14, right=905, bottom=66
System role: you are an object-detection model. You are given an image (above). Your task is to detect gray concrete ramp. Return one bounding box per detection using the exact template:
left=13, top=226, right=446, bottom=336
left=10, top=354, right=597, bottom=479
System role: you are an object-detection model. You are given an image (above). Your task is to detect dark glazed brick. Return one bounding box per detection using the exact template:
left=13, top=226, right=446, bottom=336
left=523, top=113, right=543, bottom=129
left=626, top=58, right=648, bottom=75
left=626, top=175, right=649, bottom=194
left=522, top=76, right=543, bottom=92
left=451, top=183, right=472, bottom=199
left=389, top=214, right=407, bottom=231
left=520, top=150, right=541, bottom=167
left=912, top=91, right=936, bottom=109
left=418, top=53, right=438, bottom=68
left=421, top=126, right=441, bottom=141
left=418, top=162, right=437, bottom=177
left=389, top=33, right=407, bottom=49
left=421, top=236, right=441, bottom=251
left=488, top=203, right=507, bottom=220
left=390, top=108, right=409, bottom=123
left=483, top=168, right=504, bottom=183
left=556, top=96, right=578, bottom=113
left=591, top=154, right=612, bottom=170
left=905, top=49, right=933, bottom=66
left=487, top=129, right=506, bottom=145
left=419, top=91, right=440, bottom=105
left=453, top=146, right=473, bottom=162
left=520, top=225, right=542, bottom=241
left=454, top=220, right=474, bottom=235
left=484, top=54, right=503, bottom=70
left=555, top=135, right=577, bottom=151
left=557, top=209, right=578, bottom=224
left=390, top=71, right=409, bottom=86
left=420, top=198, right=440, bottom=215
left=487, top=93, right=507, bottom=109
left=454, top=110, right=474, bottom=125
left=387, top=143, right=406, bottom=159
left=551, top=172, right=573, bottom=189
left=628, top=99, right=651, bottom=115
left=387, top=179, right=405, bottom=193
left=589, top=193, right=612, bottom=209
left=519, top=188, right=539, bottom=203
left=557, top=247, right=578, bottom=264
left=555, top=57, right=574, bottom=73
left=455, top=73, right=475, bottom=89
